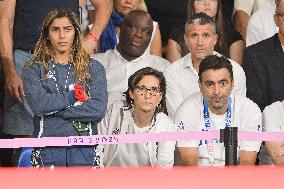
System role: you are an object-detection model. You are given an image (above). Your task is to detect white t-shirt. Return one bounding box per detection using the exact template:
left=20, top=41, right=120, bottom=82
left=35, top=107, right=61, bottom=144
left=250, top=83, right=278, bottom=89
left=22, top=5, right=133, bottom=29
left=93, top=49, right=169, bottom=108
left=164, top=51, right=246, bottom=119
left=98, top=100, right=177, bottom=167
left=175, top=93, right=262, bottom=166
left=246, top=0, right=278, bottom=47
left=263, top=100, right=284, bottom=132
left=234, top=0, right=267, bottom=16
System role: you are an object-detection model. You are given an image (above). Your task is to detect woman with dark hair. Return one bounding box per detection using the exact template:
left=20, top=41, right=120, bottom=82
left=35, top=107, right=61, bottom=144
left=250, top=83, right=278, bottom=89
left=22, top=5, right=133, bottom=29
left=99, top=67, right=176, bottom=167
left=22, top=9, right=107, bottom=167
left=167, top=0, right=244, bottom=64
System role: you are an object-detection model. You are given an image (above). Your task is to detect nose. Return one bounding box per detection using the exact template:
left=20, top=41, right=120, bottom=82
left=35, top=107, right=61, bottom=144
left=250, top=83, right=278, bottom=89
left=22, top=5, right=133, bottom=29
left=196, top=36, right=203, bottom=45
left=59, top=29, right=65, bottom=39
left=134, top=28, right=143, bottom=38
left=213, top=84, right=221, bottom=95
left=125, top=0, right=132, bottom=4
left=144, top=90, right=151, bottom=98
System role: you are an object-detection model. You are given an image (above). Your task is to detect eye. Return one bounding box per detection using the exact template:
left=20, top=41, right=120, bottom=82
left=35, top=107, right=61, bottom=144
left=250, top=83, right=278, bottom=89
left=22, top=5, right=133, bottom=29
left=151, top=87, right=161, bottom=94
left=65, top=27, right=72, bottom=32
left=203, top=33, right=210, bottom=38
left=50, top=27, right=58, bottom=32
left=219, top=80, right=227, bottom=87
left=205, top=82, right=214, bottom=87
left=190, top=33, right=198, bottom=39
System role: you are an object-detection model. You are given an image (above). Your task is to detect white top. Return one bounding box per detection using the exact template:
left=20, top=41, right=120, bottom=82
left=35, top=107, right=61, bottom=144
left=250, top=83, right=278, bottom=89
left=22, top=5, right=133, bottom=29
left=98, top=100, right=177, bottom=167
left=175, top=93, right=262, bottom=166
left=234, top=0, right=267, bottom=16
left=93, top=49, right=169, bottom=107
left=246, top=0, right=278, bottom=47
left=263, top=100, right=284, bottom=132
left=164, top=51, right=246, bottom=119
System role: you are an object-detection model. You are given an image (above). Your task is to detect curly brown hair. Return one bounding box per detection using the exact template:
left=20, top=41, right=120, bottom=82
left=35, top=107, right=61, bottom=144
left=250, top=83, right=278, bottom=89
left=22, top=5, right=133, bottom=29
left=27, top=9, right=91, bottom=82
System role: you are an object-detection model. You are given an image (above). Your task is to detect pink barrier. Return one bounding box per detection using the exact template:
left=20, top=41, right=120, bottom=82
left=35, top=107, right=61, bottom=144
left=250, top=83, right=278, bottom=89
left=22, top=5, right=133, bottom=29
left=0, top=131, right=284, bottom=148
left=0, top=166, right=283, bottom=189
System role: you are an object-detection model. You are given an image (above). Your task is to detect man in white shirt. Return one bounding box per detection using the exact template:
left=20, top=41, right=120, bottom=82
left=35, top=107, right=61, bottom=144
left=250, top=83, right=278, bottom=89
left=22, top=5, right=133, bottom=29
left=233, top=0, right=267, bottom=41
left=263, top=100, right=284, bottom=165
left=93, top=10, right=168, bottom=107
left=176, top=55, right=261, bottom=166
left=246, top=0, right=278, bottom=46
left=164, top=13, right=246, bottom=119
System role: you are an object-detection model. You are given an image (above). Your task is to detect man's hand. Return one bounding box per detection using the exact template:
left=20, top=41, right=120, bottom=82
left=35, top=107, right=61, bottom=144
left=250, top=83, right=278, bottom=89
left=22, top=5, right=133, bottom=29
left=5, top=71, right=24, bottom=102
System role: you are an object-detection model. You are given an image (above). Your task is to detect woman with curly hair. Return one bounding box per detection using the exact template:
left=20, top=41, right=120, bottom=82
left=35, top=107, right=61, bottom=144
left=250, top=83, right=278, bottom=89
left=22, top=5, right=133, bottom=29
left=23, top=9, right=107, bottom=167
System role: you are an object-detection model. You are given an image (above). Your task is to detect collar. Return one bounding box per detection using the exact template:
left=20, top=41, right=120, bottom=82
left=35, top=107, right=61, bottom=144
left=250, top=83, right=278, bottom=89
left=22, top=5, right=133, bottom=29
left=113, top=47, right=150, bottom=64
left=184, top=51, right=221, bottom=76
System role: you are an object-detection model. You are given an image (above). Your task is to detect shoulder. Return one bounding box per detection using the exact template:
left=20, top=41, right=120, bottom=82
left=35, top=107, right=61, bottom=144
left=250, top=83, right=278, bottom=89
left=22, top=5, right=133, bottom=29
left=92, top=50, right=115, bottom=64
left=165, top=54, right=190, bottom=74
left=234, top=95, right=261, bottom=115
left=263, top=100, right=284, bottom=116
left=155, top=112, right=177, bottom=132
left=89, top=58, right=106, bottom=74
left=177, top=93, right=203, bottom=114
left=147, top=55, right=169, bottom=71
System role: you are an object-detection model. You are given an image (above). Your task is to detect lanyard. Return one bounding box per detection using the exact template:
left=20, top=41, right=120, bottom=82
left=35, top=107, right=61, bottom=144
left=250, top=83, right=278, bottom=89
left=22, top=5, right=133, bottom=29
left=203, top=97, right=232, bottom=165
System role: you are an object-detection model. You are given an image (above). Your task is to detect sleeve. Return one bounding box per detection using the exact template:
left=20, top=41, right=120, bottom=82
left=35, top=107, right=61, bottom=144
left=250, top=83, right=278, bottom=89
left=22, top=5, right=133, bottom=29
left=175, top=101, right=200, bottom=148
left=164, top=67, right=186, bottom=120
left=239, top=103, right=262, bottom=152
left=56, top=60, right=108, bottom=122
left=263, top=104, right=282, bottom=132
left=97, top=102, right=117, bottom=135
left=242, top=48, right=266, bottom=111
left=22, top=64, right=75, bottom=116
left=246, top=15, right=263, bottom=47
left=234, top=0, right=254, bottom=16
left=157, top=118, right=178, bottom=167
left=232, top=63, right=247, bottom=97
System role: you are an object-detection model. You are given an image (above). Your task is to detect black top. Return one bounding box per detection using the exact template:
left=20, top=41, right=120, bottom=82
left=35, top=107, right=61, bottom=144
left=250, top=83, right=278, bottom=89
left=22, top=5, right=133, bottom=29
left=145, top=0, right=188, bottom=47
left=243, top=34, right=284, bottom=111
left=14, top=0, right=79, bottom=51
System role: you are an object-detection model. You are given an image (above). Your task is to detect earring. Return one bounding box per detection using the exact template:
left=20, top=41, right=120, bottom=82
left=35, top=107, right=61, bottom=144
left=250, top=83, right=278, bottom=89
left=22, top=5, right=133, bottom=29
left=156, top=103, right=162, bottom=111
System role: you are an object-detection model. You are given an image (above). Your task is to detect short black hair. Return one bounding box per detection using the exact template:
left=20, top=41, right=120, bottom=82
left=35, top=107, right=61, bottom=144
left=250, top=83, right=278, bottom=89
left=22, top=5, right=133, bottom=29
left=125, top=67, right=166, bottom=113
left=198, top=55, right=233, bottom=82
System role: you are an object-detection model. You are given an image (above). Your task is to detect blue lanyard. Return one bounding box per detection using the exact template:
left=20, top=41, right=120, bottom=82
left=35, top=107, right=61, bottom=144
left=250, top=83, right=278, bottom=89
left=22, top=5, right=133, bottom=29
left=203, top=97, right=232, bottom=131
left=202, top=96, right=232, bottom=165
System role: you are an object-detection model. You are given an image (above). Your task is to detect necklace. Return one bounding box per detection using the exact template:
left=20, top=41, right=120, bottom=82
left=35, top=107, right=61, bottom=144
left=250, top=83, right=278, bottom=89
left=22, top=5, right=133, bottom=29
left=47, top=61, right=72, bottom=93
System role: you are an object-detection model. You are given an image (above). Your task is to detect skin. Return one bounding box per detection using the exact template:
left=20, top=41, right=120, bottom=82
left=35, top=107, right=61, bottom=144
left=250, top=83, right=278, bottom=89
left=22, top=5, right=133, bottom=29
left=112, top=0, right=162, bottom=56
left=194, top=0, right=218, bottom=18
left=117, top=10, right=153, bottom=61
left=0, top=0, right=112, bottom=101
left=179, top=68, right=257, bottom=165
left=48, top=17, right=75, bottom=64
left=129, top=75, right=162, bottom=128
left=184, top=23, right=217, bottom=72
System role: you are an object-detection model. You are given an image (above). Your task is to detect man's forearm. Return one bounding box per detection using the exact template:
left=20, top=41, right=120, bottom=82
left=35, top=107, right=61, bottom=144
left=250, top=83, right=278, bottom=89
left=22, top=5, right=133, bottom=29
left=89, top=0, right=112, bottom=38
left=233, top=10, right=249, bottom=41
left=0, top=0, right=16, bottom=76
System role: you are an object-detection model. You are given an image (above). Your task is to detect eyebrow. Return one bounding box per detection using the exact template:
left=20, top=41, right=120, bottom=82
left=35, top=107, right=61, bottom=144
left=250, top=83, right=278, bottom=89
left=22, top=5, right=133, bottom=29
left=50, top=25, right=73, bottom=29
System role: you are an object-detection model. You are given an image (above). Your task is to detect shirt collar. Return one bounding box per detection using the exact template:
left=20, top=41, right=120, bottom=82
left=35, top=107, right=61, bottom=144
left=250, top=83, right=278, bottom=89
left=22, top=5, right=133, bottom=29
left=113, top=47, right=150, bottom=64
left=184, top=51, right=221, bottom=76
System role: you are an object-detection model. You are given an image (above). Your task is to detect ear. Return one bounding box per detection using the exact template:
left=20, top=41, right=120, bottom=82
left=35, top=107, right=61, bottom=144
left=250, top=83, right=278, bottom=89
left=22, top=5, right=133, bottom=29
left=274, top=15, right=280, bottom=27
left=184, top=33, right=191, bottom=51
left=213, top=33, right=218, bottom=46
left=129, top=90, right=135, bottom=101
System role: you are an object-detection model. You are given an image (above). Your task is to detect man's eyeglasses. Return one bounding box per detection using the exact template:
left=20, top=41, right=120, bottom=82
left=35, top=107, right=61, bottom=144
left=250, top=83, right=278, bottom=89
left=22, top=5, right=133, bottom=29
left=135, top=85, right=162, bottom=96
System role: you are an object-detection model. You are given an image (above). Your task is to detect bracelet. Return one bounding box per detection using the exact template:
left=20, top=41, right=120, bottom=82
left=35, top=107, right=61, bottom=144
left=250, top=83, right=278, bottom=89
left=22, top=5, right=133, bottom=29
left=88, top=32, right=99, bottom=43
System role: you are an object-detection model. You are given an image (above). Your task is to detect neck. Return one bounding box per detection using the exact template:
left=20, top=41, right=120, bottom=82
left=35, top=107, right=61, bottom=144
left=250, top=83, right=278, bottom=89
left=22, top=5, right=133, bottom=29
left=191, top=57, right=201, bottom=73
left=54, top=52, right=71, bottom=65
left=117, top=44, right=141, bottom=62
left=132, top=109, right=155, bottom=128
left=209, top=102, right=229, bottom=115
left=278, top=32, right=284, bottom=46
